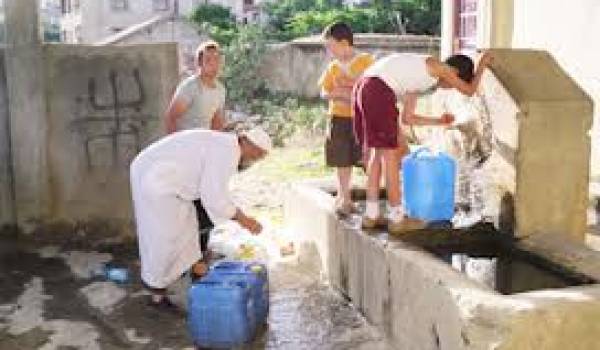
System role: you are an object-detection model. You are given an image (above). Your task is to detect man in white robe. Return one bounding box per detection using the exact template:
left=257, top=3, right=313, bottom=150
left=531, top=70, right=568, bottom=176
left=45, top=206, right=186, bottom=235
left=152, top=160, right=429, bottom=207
left=130, top=127, right=271, bottom=307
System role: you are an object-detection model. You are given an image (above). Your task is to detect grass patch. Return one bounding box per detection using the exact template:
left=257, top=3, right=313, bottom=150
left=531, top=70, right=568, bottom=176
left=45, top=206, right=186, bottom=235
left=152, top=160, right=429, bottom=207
left=252, top=144, right=333, bottom=181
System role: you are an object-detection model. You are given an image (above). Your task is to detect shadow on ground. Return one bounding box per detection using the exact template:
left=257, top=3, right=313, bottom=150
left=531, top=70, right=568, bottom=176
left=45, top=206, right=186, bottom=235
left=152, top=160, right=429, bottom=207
left=0, top=227, right=387, bottom=350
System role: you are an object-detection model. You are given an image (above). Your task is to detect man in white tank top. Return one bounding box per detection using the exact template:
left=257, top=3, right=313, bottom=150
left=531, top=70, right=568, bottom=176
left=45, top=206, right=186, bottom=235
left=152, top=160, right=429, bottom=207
left=353, top=51, right=492, bottom=234
left=363, top=53, right=438, bottom=97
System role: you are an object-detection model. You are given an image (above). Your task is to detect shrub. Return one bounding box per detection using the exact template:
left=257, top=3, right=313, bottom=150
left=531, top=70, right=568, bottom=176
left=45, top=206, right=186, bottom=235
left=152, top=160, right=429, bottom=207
left=221, top=26, right=269, bottom=108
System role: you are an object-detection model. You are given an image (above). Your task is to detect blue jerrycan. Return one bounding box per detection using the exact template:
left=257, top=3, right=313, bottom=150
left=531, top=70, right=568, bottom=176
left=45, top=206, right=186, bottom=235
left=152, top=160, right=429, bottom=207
left=188, top=279, right=256, bottom=349
left=402, top=148, right=456, bottom=222
left=210, top=261, right=269, bottom=324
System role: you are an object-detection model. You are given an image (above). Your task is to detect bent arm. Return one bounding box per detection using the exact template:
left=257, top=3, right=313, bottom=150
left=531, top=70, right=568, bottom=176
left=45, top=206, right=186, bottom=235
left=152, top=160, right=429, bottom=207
left=401, top=93, right=452, bottom=126
left=164, top=98, right=189, bottom=134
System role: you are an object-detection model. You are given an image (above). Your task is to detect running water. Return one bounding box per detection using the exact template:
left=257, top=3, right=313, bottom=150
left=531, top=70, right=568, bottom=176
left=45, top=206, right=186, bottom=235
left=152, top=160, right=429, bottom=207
left=248, top=262, right=388, bottom=349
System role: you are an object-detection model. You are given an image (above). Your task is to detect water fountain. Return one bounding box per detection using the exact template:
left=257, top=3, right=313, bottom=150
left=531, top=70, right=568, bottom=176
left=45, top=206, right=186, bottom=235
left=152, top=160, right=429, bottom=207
left=284, top=50, right=600, bottom=349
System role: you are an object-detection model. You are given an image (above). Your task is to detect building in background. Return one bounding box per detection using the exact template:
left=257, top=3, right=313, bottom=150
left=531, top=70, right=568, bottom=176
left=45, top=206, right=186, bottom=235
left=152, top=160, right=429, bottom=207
left=0, top=1, right=5, bottom=44
left=211, top=0, right=266, bottom=24
left=40, top=0, right=62, bottom=42
left=440, top=0, right=600, bottom=177
left=60, top=0, right=265, bottom=44
left=96, top=14, right=208, bottom=76
left=61, top=0, right=178, bottom=44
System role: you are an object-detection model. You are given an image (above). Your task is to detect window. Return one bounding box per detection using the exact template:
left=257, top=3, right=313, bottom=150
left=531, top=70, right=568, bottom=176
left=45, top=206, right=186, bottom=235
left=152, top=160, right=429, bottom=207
left=75, top=25, right=82, bottom=43
left=454, top=0, right=477, bottom=54
left=153, top=0, right=169, bottom=11
left=61, top=0, right=71, bottom=14
left=110, top=0, right=128, bottom=11
left=244, top=0, right=254, bottom=5
left=152, top=0, right=170, bottom=11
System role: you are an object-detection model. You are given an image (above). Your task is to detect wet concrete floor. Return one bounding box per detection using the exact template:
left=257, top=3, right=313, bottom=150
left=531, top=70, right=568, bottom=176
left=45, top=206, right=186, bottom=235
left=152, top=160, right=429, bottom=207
left=0, top=229, right=387, bottom=349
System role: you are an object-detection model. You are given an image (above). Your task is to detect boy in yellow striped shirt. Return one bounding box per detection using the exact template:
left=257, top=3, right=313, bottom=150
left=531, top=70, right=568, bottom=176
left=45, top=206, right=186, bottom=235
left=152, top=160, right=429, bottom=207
left=318, top=22, right=374, bottom=216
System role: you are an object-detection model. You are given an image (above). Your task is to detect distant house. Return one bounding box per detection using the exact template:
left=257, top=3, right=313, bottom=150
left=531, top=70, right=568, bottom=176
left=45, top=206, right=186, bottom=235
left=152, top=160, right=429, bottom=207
left=204, top=0, right=267, bottom=24
left=0, top=2, right=5, bottom=44
left=61, top=0, right=185, bottom=44
left=59, top=0, right=265, bottom=44
left=440, top=0, right=600, bottom=176
left=40, top=0, right=63, bottom=42
left=96, top=15, right=209, bottom=76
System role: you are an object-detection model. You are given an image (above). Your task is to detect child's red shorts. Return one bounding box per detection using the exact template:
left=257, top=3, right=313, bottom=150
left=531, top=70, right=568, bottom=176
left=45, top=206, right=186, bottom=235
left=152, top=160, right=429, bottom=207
left=352, top=76, right=399, bottom=149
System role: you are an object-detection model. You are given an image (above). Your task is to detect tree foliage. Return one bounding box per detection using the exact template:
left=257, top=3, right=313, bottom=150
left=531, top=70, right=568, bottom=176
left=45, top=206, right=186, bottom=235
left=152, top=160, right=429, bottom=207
left=263, top=0, right=440, bottom=40
left=189, top=4, right=238, bottom=45
left=220, top=25, right=269, bottom=106
left=190, top=1, right=440, bottom=44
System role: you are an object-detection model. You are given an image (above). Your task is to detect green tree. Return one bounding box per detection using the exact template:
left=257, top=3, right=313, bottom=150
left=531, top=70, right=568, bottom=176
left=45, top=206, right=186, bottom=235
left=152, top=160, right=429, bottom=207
left=285, top=8, right=390, bottom=37
left=189, top=4, right=238, bottom=45
left=221, top=26, right=269, bottom=107
left=263, top=0, right=441, bottom=40
left=190, top=4, right=235, bottom=29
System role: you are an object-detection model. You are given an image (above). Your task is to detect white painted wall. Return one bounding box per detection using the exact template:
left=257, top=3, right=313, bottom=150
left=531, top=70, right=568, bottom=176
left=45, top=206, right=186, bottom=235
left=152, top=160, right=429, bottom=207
left=63, top=0, right=165, bottom=43
left=440, top=0, right=454, bottom=59
left=508, top=0, right=600, bottom=177
left=441, top=0, right=600, bottom=177
left=61, top=0, right=263, bottom=43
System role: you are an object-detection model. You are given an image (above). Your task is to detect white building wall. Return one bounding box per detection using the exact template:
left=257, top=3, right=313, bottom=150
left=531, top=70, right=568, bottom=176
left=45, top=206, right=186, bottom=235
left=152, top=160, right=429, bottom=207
left=510, top=0, right=600, bottom=177
left=61, top=0, right=262, bottom=43
left=441, top=0, right=600, bottom=178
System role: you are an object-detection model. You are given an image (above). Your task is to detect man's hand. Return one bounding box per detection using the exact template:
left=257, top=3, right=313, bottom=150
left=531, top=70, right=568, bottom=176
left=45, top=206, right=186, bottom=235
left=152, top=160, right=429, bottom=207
left=335, top=74, right=355, bottom=88
left=329, top=85, right=352, bottom=104
left=240, top=216, right=262, bottom=235
left=332, top=85, right=352, bottom=95
left=478, top=50, right=493, bottom=68
left=440, top=113, right=455, bottom=125
left=210, top=109, right=226, bottom=131
left=234, top=209, right=262, bottom=235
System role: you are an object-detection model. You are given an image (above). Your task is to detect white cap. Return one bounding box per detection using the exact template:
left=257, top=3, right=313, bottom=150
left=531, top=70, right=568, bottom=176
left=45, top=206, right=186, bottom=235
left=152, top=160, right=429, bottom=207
left=244, top=127, right=273, bottom=152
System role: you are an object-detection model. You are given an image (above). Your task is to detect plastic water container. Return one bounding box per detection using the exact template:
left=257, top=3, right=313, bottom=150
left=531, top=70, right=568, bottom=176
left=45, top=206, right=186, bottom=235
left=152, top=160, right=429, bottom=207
left=188, top=280, right=256, bottom=349
left=92, top=265, right=129, bottom=284
left=105, top=267, right=129, bottom=283
left=210, top=261, right=269, bottom=324
left=402, top=148, right=456, bottom=222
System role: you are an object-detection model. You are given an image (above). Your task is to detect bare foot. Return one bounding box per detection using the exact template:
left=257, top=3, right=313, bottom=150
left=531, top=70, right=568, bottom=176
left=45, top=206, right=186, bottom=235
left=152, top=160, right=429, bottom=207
left=191, top=261, right=208, bottom=278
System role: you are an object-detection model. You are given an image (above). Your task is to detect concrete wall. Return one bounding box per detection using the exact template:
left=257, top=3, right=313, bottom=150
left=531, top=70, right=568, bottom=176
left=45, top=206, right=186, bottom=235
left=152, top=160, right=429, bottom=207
left=480, top=49, right=592, bottom=241
left=2, top=0, right=179, bottom=232
left=0, top=51, right=14, bottom=226
left=4, top=0, right=51, bottom=228
left=285, top=183, right=600, bottom=350
left=103, top=17, right=208, bottom=76
left=40, top=44, right=178, bottom=230
left=260, top=34, right=440, bottom=98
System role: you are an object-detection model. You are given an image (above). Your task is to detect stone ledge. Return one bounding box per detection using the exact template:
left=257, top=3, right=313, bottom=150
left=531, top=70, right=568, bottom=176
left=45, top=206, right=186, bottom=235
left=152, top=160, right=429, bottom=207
left=285, top=182, right=600, bottom=349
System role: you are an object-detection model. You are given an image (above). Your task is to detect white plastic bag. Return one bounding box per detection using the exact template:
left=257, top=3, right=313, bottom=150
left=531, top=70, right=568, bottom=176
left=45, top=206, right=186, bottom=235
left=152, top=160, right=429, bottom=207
left=208, top=223, right=269, bottom=263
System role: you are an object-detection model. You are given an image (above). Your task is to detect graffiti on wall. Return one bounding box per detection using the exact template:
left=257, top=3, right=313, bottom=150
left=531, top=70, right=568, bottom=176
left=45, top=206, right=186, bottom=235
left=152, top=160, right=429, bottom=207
left=71, top=68, right=153, bottom=170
